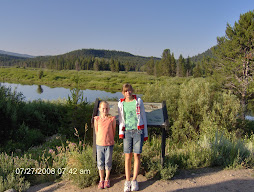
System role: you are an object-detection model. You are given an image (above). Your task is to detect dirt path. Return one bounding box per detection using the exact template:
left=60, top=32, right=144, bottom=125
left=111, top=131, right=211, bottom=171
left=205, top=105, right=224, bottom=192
left=27, top=168, right=254, bottom=192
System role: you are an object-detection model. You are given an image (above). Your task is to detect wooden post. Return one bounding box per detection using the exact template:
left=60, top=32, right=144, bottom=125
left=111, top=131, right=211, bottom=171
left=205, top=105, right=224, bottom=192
left=161, top=101, right=169, bottom=166
left=91, top=98, right=100, bottom=160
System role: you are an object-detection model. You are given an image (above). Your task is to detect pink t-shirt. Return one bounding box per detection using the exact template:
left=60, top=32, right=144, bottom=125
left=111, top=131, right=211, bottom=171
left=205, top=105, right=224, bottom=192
left=94, top=116, right=116, bottom=146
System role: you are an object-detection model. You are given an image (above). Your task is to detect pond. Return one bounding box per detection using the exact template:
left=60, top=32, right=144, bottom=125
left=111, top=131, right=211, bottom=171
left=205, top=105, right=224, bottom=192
left=0, top=82, right=125, bottom=103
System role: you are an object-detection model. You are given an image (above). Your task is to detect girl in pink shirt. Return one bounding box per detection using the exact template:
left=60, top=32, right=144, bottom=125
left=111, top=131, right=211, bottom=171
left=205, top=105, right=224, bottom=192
left=94, top=101, right=116, bottom=189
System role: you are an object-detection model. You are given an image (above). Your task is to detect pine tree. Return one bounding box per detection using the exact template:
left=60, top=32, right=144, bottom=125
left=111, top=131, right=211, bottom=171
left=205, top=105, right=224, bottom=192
left=185, top=56, right=191, bottom=76
left=145, top=57, right=155, bottom=75
left=161, top=49, right=171, bottom=76
left=213, top=10, right=254, bottom=119
left=177, top=54, right=185, bottom=77
left=125, top=61, right=130, bottom=72
left=170, top=53, right=176, bottom=76
left=93, top=59, right=99, bottom=71
left=193, top=62, right=203, bottom=77
left=114, top=60, right=120, bottom=72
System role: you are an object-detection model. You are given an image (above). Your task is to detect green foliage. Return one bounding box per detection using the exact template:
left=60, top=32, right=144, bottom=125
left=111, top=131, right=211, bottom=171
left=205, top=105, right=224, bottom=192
left=37, top=70, right=43, bottom=79
left=213, top=10, right=254, bottom=119
left=0, top=54, right=26, bottom=67
left=141, top=136, right=178, bottom=180
left=0, top=82, right=94, bottom=152
left=0, top=172, right=30, bottom=192
left=211, top=132, right=251, bottom=168
left=143, top=78, right=241, bottom=142
left=0, top=68, right=161, bottom=93
left=111, top=143, right=125, bottom=174
left=63, top=146, right=98, bottom=188
left=1, top=49, right=159, bottom=72
left=0, top=85, right=25, bottom=146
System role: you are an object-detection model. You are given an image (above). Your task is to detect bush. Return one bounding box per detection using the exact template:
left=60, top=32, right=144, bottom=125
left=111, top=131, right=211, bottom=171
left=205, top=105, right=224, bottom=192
left=211, top=132, right=251, bottom=168
left=63, top=145, right=98, bottom=188
left=141, top=136, right=178, bottom=180
left=111, top=143, right=125, bottom=175
left=0, top=172, right=30, bottom=192
left=143, top=78, right=241, bottom=142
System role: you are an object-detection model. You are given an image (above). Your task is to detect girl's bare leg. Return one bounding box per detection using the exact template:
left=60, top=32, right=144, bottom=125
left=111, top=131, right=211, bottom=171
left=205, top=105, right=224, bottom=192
left=125, top=153, right=133, bottom=180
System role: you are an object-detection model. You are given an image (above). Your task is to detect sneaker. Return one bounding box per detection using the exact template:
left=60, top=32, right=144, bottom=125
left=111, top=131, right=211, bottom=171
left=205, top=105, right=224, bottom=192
left=104, top=180, right=110, bottom=188
left=98, top=181, right=104, bottom=189
left=124, top=180, right=131, bottom=192
left=131, top=180, right=139, bottom=191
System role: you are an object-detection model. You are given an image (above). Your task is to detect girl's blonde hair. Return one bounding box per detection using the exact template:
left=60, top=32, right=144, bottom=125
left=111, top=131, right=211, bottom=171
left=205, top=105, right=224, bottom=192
left=99, top=100, right=109, bottom=108
left=99, top=101, right=112, bottom=117
left=122, top=83, right=134, bottom=93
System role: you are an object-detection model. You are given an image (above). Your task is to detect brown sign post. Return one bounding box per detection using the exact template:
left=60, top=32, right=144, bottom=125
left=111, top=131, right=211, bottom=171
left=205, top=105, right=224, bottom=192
left=91, top=99, right=169, bottom=166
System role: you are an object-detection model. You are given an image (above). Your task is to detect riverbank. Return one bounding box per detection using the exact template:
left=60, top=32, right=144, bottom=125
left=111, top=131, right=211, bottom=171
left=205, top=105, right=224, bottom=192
left=0, top=67, right=169, bottom=93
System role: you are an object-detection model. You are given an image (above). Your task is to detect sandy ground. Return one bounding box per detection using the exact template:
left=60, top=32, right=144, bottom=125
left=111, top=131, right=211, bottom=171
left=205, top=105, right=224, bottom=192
left=27, top=168, right=254, bottom=192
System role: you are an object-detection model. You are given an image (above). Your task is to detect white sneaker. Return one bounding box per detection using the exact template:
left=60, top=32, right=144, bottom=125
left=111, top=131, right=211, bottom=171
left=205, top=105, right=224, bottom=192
left=124, top=181, right=131, bottom=192
left=131, top=180, right=139, bottom=191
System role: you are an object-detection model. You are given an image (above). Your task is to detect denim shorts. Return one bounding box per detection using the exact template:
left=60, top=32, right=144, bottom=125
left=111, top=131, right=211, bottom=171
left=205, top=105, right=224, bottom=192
left=123, top=129, right=144, bottom=154
left=96, top=145, right=114, bottom=170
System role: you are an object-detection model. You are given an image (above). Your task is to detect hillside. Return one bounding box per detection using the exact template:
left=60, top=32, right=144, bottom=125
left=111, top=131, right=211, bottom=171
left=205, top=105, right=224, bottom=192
left=0, top=48, right=161, bottom=71
left=190, top=46, right=215, bottom=63
left=0, top=50, right=34, bottom=58
left=0, top=47, right=215, bottom=70
left=0, top=53, right=27, bottom=66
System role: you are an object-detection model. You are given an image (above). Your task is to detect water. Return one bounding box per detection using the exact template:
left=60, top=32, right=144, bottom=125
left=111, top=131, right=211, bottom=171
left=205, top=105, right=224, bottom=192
left=0, top=82, right=124, bottom=103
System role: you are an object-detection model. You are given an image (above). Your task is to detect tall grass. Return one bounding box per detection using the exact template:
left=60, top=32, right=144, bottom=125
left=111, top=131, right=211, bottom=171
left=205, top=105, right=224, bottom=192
left=0, top=67, right=159, bottom=92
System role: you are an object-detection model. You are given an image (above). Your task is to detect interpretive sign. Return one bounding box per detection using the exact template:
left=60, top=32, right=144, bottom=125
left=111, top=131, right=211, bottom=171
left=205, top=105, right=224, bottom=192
left=97, top=101, right=165, bottom=126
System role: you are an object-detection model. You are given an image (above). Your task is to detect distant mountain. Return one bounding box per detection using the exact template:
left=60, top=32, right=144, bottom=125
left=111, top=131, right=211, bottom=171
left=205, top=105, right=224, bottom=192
left=19, top=48, right=161, bottom=70
left=0, top=50, right=35, bottom=58
left=1, top=47, right=217, bottom=70
left=190, top=46, right=215, bottom=63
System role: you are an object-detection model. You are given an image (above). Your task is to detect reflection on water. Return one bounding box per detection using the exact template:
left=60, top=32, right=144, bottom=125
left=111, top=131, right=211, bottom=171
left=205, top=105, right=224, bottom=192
left=0, top=82, right=124, bottom=103
left=37, top=85, right=43, bottom=94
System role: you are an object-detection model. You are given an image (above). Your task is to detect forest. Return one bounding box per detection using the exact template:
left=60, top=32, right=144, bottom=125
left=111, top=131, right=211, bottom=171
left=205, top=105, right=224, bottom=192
left=0, top=46, right=210, bottom=76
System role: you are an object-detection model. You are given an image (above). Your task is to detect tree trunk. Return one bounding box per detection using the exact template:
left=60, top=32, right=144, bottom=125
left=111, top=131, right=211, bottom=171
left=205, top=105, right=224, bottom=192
left=240, top=94, right=247, bottom=120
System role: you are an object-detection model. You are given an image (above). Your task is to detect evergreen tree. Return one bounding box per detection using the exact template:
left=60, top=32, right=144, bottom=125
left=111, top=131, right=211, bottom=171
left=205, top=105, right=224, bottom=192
left=185, top=56, right=191, bottom=76
left=161, top=49, right=171, bottom=76
left=114, top=60, right=120, bottom=72
left=193, top=62, right=203, bottom=77
left=170, top=53, right=176, bottom=76
left=213, top=10, right=254, bottom=119
left=93, top=59, right=100, bottom=71
left=154, top=60, right=161, bottom=77
left=75, top=59, right=80, bottom=71
left=125, top=61, right=130, bottom=72
left=145, top=57, right=155, bottom=75
left=177, top=54, right=185, bottom=77
left=110, top=58, right=115, bottom=72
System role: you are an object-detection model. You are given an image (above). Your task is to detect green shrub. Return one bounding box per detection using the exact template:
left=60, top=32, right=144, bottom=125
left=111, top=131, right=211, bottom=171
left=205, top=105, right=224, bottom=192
left=63, top=146, right=98, bottom=188
left=141, top=136, right=178, bottom=180
left=211, top=132, right=251, bottom=168
left=143, top=78, right=241, bottom=143
left=111, top=143, right=125, bottom=175
left=0, top=172, right=30, bottom=192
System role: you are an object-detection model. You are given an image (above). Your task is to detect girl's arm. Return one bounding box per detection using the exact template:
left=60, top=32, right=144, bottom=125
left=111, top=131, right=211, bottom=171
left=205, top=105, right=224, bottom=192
left=112, top=116, right=116, bottom=137
left=94, top=116, right=98, bottom=135
left=140, top=99, right=148, bottom=141
left=118, top=101, right=125, bottom=139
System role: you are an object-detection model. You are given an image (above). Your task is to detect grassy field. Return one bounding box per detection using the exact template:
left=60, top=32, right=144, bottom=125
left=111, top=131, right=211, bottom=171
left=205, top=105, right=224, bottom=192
left=0, top=67, right=169, bottom=93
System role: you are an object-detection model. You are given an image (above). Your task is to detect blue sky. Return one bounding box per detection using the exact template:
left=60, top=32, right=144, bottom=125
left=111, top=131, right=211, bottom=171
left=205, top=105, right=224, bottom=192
left=0, top=0, right=253, bottom=58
